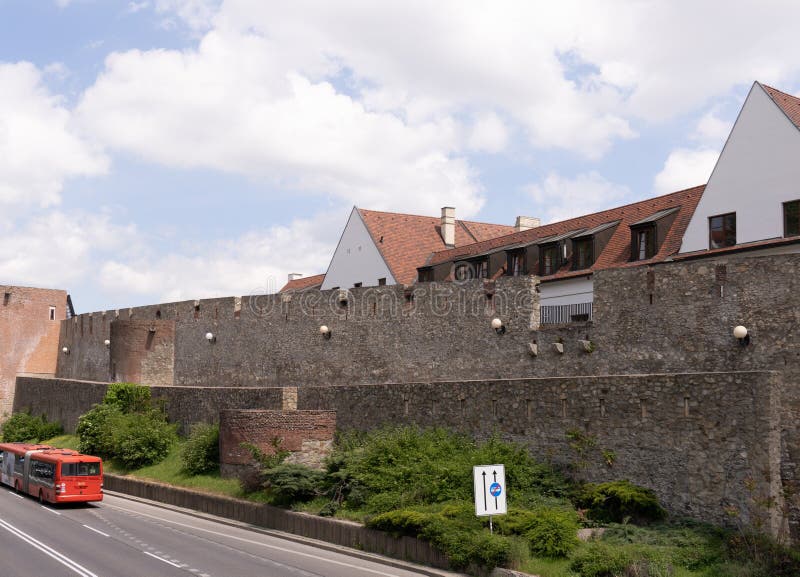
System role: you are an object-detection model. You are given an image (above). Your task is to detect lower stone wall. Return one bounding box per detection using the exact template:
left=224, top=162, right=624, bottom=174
left=12, top=377, right=284, bottom=433
left=13, top=372, right=789, bottom=539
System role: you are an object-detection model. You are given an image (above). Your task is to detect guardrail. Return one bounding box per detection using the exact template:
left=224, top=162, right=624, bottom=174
left=540, top=302, right=592, bottom=324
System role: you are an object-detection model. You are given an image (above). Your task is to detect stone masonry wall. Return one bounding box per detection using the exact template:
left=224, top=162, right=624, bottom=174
left=219, top=409, right=336, bottom=474
left=14, top=371, right=785, bottom=536
left=0, top=286, right=66, bottom=418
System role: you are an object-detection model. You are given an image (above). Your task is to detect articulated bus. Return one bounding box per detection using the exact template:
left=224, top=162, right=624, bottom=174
left=0, top=443, right=103, bottom=504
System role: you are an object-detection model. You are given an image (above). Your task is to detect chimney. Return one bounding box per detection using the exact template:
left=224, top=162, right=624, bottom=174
left=287, top=273, right=303, bottom=282
left=441, top=207, right=456, bottom=247
left=515, top=216, right=540, bottom=232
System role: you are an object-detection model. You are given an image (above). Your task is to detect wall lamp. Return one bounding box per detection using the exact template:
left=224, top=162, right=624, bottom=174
left=733, top=325, right=750, bottom=347
left=320, top=325, right=332, bottom=339
left=205, top=331, right=216, bottom=344
left=104, top=339, right=111, bottom=348
left=61, top=346, right=70, bottom=355
left=491, top=318, right=505, bottom=335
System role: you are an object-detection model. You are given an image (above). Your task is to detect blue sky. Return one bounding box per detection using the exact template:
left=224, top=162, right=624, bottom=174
left=1, top=0, right=799, bottom=313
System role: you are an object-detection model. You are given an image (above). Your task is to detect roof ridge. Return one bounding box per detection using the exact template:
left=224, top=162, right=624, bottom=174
left=357, top=207, right=508, bottom=228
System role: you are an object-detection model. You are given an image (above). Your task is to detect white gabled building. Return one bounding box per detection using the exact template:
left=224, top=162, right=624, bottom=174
left=680, top=82, right=800, bottom=255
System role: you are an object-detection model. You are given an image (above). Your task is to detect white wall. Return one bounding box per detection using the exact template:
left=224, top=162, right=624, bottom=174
left=321, top=208, right=396, bottom=290
left=539, top=277, right=593, bottom=306
left=680, top=83, right=800, bottom=253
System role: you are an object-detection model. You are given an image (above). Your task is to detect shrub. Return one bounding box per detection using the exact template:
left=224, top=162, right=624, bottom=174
left=113, top=411, right=177, bottom=469
left=103, top=382, right=152, bottom=413
left=579, top=480, right=666, bottom=524
left=76, top=403, right=122, bottom=456
left=262, top=463, right=326, bottom=506
left=367, top=509, right=430, bottom=536
left=180, top=423, right=219, bottom=475
left=570, top=542, right=635, bottom=577
left=1, top=411, right=62, bottom=443
left=524, top=507, right=580, bottom=557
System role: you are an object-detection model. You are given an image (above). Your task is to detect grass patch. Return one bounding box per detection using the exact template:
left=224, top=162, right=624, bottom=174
left=43, top=434, right=80, bottom=450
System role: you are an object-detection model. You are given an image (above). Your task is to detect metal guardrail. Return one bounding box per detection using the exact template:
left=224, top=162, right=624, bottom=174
left=541, top=302, right=593, bottom=324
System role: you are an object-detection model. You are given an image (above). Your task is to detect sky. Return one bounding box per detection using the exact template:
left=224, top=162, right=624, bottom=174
left=2, top=0, right=800, bottom=313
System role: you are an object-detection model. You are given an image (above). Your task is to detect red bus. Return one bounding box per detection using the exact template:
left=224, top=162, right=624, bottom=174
left=0, top=443, right=103, bottom=504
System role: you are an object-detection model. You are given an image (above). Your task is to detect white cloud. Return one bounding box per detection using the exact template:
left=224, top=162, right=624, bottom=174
left=693, top=110, right=733, bottom=147
left=654, top=148, right=718, bottom=194
left=154, top=0, right=219, bottom=31
left=468, top=112, right=509, bottom=154
left=0, top=62, right=108, bottom=208
left=525, top=171, right=631, bottom=223
left=98, top=211, right=339, bottom=302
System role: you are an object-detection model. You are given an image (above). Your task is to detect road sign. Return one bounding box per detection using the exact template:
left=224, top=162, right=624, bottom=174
left=473, top=464, right=507, bottom=516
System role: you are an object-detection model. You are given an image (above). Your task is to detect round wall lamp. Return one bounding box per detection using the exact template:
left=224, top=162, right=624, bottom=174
left=320, top=325, right=332, bottom=339
left=733, top=325, right=750, bottom=347
left=61, top=346, right=70, bottom=355
left=104, top=339, right=111, bottom=348
left=205, top=332, right=216, bottom=344
left=491, top=318, right=505, bottom=335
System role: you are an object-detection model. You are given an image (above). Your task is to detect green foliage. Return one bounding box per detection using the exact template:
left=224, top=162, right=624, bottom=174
left=578, top=480, right=666, bottom=524
left=180, top=423, right=219, bottom=475
left=262, top=463, right=326, bottom=506
left=76, top=382, right=176, bottom=468
left=1, top=411, right=62, bottom=442
left=496, top=507, right=579, bottom=558
left=103, top=382, right=152, bottom=413
left=569, top=542, right=635, bottom=577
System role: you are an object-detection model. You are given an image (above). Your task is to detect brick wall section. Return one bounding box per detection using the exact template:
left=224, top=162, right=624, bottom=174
left=219, top=409, right=336, bottom=472
left=110, top=320, right=175, bottom=386
left=0, top=286, right=66, bottom=418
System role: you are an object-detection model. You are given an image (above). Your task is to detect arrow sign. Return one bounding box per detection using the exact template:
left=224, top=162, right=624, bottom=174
left=473, top=464, right=507, bottom=517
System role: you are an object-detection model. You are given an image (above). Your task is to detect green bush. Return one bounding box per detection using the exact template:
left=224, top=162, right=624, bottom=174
left=570, top=541, right=635, bottom=577
left=75, top=382, right=176, bottom=468
left=113, top=412, right=177, bottom=469
left=367, top=509, right=430, bottom=536
left=1, top=411, right=62, bottom=443
left=262, top=463, right=326, bottom=506
left=579, top=480, right=666, bottom=524
left=180, top=423, right=219, bottom=475
left=496, top=507, right=579, bottom=558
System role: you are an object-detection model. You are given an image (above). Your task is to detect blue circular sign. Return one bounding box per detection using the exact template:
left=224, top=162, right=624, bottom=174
left=489, top=482, right=502, bottom=497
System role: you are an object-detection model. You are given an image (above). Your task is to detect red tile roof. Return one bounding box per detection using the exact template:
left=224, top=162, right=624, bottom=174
left=358, top=209, right=514, bottom=285
left=279, top=273, right=325, bottom=292
left=423, top=185, right=706, bottom=280
left=761, top=83, right=800, bottom=129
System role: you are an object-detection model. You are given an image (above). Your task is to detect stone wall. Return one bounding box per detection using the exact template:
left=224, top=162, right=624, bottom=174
left=14, top=371, right=787, bottom=536
left=0, top=286, right=66, bottom=417
left=219, top=409, right=336, bottom=474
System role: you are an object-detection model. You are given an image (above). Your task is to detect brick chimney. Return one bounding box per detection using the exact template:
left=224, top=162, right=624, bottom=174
left=287, top=273, right=303, bottom=282
left=441, top=207, right=455, bottom=247
left=515, top=216, right=540, bottom=232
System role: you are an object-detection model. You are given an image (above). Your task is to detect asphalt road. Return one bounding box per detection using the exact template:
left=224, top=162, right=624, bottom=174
left=0, top=487, right=454, bottom=577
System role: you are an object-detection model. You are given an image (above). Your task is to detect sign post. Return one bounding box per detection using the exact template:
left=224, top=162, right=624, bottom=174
left=473, top=464, right=507, bottom=533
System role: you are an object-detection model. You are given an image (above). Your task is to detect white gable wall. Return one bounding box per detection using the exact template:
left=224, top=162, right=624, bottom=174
left=321, top=208, right=396, bottom=290
left=539, top=277, right=594, bottom=306
left=680, top=83, right=800, bottom=253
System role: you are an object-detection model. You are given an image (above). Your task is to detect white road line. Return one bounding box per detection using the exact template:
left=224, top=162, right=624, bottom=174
left=11, top=493, right=23, bottom=499
left=41, top=505, right=62, bottom=515
left=82, top=525, right=110, bottom=538
left=0, top=518, right=99, bottom=577
left=144, top=551, right=183, bottom=568
left=106, top=503, right=405, bottom=577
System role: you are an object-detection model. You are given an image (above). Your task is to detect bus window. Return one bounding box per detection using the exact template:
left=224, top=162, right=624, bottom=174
left=31, top=461, right=55, bottom=481
left=14, top=455, right=24, bottom=475
left=62, top=462, right=100, bottom=476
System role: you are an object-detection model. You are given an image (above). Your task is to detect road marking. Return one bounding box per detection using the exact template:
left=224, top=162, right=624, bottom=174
left=41, top=505, right=62, bottom=515
left=106, top=503, right=405, bottom=577
left=0, top=518, right=99, bottom=577
left=11, top=493, right=23, bottom=499
left=82, top=525, right=110, bottom=538
left=144, top=551, right=183, bottom=568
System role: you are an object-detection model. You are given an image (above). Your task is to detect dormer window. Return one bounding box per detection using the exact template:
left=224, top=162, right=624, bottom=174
left=572, top=238, right=593, bottom=270
left=629, top=207, right=679, bottom=261
left=570, top=221, right=619, bottom=270
left=539, top=243, right=561, bottom=276
left=417, top=269, right=433, bottom=283
left=508, top=249, right=525, bottom=276
left=473, top=258, right=489, bottom=279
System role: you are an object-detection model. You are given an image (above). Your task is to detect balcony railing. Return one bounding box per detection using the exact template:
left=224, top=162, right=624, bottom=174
left=541, top=302, right=593, bottom=324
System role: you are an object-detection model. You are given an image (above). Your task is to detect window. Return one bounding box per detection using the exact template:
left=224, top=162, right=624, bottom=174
left=633, top=226, right=656, bottom=260
left=709, top=213, right=736, bottom=249
left=473, top=259, right=488, bottom=279
left=539, top=244, right=561, bottom=276
left=31, top=460, right=54, bottom=481
left=61, top=462, right=101, bottom=477
left=784, top=200, right=800, bottom=237
left=508, top=250, right=525, bottom=276
left=353, top=282, right=362, bottom=288
left=454, top=263, right=471, bottom=281
left=378, top=277, right=387, bottom=286
left=572, top=238, right=593, bottom=270
left=49, top=306, right=56, bottom=321
left=417, top=269, right=432, bottom=283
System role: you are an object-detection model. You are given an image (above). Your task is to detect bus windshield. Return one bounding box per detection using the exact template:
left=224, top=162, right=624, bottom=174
left=61, top=462, right=100, bottom=477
